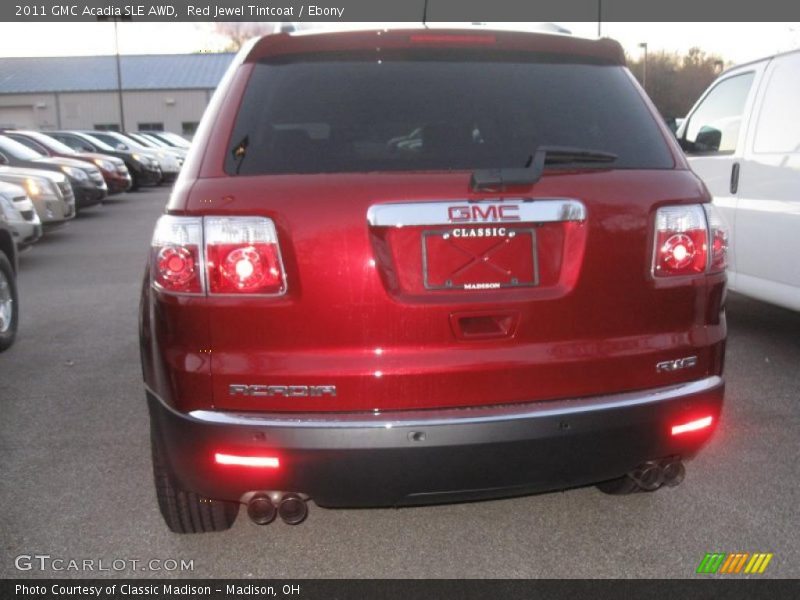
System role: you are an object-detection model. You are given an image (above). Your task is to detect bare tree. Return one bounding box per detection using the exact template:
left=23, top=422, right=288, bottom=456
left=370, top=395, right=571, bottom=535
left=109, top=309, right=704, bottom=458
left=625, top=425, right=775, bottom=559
left=213, top=22, right=277, bottom=51
left=628, top=47, right=729, bottom=119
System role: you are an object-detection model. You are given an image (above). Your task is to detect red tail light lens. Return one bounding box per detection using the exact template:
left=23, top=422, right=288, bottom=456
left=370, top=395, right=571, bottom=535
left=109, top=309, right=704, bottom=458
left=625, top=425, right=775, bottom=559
left=205, top=217, right=286, bottom=295
left=150, top=215, right=286, bottom=296
left=151, top=216, right=203, bottom=294
left=653, top=205, right=712, bottom=277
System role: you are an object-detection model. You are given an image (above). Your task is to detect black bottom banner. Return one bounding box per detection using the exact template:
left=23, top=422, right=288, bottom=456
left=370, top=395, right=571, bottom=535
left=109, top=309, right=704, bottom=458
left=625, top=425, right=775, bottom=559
left=2, top=579, right=799, bottom=600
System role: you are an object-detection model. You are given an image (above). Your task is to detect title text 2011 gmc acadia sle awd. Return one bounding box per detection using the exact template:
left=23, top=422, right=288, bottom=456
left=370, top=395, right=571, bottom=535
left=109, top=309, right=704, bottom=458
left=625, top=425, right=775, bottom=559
left=139, top=29, right=727, bottom=532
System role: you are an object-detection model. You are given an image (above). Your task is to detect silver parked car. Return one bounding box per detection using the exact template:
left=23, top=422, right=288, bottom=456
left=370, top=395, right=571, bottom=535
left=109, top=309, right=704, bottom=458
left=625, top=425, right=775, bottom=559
left=0, top=202, right=18, bottom=351
left=0, top=182, right=42, bottom=248
left=0, top=166, right=75, bottom=227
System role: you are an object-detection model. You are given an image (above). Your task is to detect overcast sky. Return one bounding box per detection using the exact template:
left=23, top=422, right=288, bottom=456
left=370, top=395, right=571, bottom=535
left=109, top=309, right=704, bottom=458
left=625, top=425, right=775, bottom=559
left=0, top=22, right=798, bottom=64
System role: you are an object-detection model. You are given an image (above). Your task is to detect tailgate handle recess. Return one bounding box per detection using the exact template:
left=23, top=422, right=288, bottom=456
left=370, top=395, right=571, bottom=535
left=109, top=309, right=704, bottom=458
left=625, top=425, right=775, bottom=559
left=450, top=311, right=520, bottom=340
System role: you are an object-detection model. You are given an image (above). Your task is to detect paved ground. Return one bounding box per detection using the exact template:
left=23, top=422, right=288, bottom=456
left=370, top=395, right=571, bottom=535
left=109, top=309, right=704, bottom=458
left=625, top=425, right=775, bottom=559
left=1, top=188, right=798, bottom=579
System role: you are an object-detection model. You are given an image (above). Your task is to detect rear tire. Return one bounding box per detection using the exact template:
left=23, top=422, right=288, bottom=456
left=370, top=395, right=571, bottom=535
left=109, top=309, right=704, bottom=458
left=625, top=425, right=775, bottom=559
left=150, top=427, right=239, bottom=533
left=0, top=253, right=18, bottom=352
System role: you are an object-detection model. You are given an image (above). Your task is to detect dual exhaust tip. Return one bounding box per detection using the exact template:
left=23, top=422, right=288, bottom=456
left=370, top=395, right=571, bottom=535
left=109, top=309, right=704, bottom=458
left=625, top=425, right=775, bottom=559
left=247, top=493, right=308, bottom=525
left=629, top=458, right=685, bottom=491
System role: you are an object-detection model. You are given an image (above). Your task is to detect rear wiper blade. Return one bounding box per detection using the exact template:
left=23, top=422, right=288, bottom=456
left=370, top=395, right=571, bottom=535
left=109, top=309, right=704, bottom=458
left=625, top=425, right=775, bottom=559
left=539, top=147, right=618, bottom=164
left=470, top=146, right=618, bottom=191
left=231, top=135, right=249, bottom=175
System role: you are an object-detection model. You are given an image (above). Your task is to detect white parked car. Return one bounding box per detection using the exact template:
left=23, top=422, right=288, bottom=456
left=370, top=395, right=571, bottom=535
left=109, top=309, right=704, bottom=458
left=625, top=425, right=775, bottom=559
left=677, top=49, right=800, bottom=311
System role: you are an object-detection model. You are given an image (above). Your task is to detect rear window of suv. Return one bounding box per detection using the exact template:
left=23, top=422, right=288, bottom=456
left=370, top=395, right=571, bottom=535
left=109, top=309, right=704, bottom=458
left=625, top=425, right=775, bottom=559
left=226, top=51, right=674, bottom=175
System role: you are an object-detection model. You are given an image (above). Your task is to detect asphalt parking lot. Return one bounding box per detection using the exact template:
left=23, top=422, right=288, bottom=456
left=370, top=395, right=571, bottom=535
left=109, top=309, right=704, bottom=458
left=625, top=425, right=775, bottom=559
left=1, top=187, right=798, bottom=579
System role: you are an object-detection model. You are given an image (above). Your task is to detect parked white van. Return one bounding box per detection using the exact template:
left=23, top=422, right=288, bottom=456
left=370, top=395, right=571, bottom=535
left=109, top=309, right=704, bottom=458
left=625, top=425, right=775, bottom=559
left=676, top=49, right=800, bottom=312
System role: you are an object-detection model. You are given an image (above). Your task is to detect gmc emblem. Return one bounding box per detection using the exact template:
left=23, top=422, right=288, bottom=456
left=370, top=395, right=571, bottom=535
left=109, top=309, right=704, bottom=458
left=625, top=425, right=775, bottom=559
left=656, top=356, right=698, bottom=373
left=229, top=384, right=337, bottom=397
left=448, top=204, right=520, bottom=223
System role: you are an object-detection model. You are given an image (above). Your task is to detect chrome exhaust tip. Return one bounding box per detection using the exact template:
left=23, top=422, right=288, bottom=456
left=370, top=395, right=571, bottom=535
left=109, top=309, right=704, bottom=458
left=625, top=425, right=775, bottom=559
left=662, top=459, right=686, bottom=487
left=247, top=493, right=277, bottom=525
left=629, top=461, right=664, bottom=491
left=277, top=493, right=308, bottom=525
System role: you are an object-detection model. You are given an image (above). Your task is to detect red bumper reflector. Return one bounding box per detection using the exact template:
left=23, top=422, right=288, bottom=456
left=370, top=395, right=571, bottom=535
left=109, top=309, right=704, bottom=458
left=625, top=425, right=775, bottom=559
left=214, top=453, right=280, bottom=468
left=671, top=416, right=713, bottom=436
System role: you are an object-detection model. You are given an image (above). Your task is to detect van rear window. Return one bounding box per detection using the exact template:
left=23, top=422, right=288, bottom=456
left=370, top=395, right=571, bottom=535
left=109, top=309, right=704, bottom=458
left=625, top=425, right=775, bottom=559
left=225, top=53, right=674, bottom=175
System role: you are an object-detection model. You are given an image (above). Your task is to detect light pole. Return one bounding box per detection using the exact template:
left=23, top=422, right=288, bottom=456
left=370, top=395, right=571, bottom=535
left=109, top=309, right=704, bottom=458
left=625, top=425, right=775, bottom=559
left=97, top=16, right=131, bottom=131
left=639, top=42, right=648, bottom=92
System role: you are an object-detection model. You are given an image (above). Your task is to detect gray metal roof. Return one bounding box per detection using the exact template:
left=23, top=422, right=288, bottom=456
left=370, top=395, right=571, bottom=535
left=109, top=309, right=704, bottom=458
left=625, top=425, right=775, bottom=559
left=0, top=53, right=235, bottom=94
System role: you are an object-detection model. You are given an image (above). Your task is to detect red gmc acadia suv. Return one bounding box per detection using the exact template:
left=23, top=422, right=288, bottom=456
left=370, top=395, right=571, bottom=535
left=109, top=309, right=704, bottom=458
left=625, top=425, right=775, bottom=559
left=139, top=28, right=727, bottom=532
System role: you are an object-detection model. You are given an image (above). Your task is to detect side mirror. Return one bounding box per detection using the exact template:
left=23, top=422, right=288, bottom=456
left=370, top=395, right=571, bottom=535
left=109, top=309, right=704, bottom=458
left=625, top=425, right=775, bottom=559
left=694, top=127, right=722, bottom=153
left=0, top=154, right=7, bottom=165
left=116, top=143, right=128, bottom=151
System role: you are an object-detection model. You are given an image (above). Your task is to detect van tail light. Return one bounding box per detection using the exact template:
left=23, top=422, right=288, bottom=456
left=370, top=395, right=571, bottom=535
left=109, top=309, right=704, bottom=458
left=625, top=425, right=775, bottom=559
left=653, top=204, right=728, bottom=278
left=150, top=215, right=286, bottom=296
left=205, top=217, right=286, bottom=295
left=151, top=216, right=204, bottom=294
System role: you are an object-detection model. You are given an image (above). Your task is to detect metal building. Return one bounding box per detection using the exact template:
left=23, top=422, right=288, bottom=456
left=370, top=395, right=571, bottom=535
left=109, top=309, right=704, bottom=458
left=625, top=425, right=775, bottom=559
left=0, top=53, right=234, bottom=135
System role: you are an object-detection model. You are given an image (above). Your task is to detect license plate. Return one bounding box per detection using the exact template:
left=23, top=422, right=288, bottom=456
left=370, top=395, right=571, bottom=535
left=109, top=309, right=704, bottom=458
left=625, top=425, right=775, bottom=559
left=422, top=227, right=539, bottom=290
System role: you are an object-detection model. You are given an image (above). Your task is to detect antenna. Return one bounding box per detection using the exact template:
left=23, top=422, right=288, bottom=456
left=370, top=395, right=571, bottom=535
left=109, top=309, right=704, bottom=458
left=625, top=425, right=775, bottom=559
left=423, top=0, right=429, bottom=27
left=597, top=0, right=602, bottom=37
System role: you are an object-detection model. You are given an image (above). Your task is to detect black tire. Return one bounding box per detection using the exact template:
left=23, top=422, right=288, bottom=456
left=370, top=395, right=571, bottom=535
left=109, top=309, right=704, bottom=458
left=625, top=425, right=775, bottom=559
left=596, top=475, right=641, bottom=495
left=0, top=253, right=18, bottom=352
left=150, top=427, right=239, bottom=533
left=130, top=172, right=141, bottom=191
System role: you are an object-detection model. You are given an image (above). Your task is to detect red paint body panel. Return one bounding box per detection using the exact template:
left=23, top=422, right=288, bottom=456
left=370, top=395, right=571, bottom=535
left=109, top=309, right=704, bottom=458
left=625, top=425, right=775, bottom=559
left=143, top=169, right=725, bottom=413
left=140, top=29, right=725, bottom=416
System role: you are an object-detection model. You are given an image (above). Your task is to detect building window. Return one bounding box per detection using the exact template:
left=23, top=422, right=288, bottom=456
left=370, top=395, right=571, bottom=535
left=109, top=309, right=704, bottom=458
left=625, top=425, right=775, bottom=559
left=94, top=123, right=120, bottom=132
left=138, top=122, right=164, bottom=132
left=182, top=122, right=199, bottom=137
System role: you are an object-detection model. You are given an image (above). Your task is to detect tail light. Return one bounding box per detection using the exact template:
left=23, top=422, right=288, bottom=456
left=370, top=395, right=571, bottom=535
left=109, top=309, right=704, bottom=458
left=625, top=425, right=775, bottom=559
left=652, top=204, right=728, bottom=278
left=205, top=217, right=286, bottom=296
left=150, top=215, right=286, bottom=296
left=151, top=216, right=203, bottom=294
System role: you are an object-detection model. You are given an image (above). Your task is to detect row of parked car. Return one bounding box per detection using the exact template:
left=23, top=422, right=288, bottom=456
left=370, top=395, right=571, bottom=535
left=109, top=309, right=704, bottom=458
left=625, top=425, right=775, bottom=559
left=0, top=129, right=191, bottom=351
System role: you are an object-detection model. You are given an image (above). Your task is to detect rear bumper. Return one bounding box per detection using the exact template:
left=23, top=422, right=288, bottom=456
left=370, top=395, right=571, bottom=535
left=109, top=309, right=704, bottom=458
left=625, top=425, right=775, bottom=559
left=148, top=376, right=724, bottom=508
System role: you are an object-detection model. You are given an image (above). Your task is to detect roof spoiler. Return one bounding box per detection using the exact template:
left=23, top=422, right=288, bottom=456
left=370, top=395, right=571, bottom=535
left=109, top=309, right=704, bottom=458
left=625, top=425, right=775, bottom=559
left=245, top=28, right=626, bottom=65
